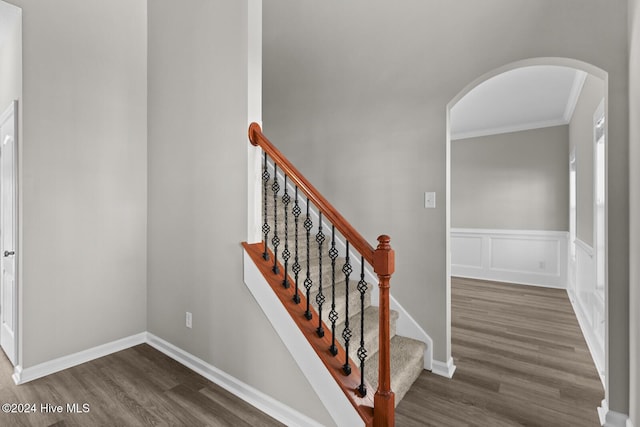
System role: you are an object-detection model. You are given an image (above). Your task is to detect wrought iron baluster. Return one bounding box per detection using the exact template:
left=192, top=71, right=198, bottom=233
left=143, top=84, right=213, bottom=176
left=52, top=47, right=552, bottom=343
left=342, top=241, right=353, bottom=375
left=261, top=152, right=270, bottom=261
left=281, top=176, right=291, bottom=288
left=357, top=257, right=368, bottom=396
left=271, top=165, right=281, bottom=274
left=292, top=187, right=301, bottom=304
left=303, top=199, right=313, bottom=320
left=328, top=226, right=339, bottom=356
left=315, top=213, right=326, bottom=337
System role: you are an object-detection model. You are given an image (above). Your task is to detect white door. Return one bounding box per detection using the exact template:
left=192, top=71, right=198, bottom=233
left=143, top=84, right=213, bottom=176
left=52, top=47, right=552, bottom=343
left=0, top=101, right=17, bottom=366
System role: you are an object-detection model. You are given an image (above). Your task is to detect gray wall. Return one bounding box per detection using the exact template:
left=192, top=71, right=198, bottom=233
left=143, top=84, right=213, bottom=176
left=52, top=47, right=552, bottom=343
left=629, top=0, right=640, bottom=424
left=146, top=1, right=333, bottom=424
left=263, top=0, right=630, bottom=415
left=451, top=126, right=569, bottom=231
left=569, top=74, right=605, bottom=247
left=0, top=5, right=20, bottom=114
left=9, top=0, right=148, bottom=368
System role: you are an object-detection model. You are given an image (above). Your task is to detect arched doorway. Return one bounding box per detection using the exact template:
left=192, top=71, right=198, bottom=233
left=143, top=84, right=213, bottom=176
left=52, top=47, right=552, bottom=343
left=445, top=57, right=609, bottom=418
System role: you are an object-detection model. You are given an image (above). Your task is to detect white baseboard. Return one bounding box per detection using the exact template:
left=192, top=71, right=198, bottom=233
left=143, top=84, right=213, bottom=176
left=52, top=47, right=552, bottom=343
left=451, top=228, right=568, bottom=288
left=12, top=332, right=147, bottom=385
left=146, top=332, right=324, bottom=427
left=599, top=400, right=631, bottom=427
left=431, top=357, right=456, bottom=378
left=600, top=399, right=609, bottom=425
left=605, top=410, right=631, bottom=427
left=11, top=329, right=325, bottom=427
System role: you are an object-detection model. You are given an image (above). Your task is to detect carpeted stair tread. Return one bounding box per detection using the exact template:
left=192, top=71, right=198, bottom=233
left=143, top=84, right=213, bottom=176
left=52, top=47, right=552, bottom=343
left=336, top=306, right=399, bottom=364
left=365, top=335, right=425, bottom=407
left=307, top=279, right=371, bottom=325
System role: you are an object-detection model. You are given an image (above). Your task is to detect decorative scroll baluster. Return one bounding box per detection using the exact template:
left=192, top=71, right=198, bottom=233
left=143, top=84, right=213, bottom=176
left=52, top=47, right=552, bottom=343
left=303, top=199, right=313, bottom=320
left=271, top=165, right=281, bottom=274
left=315, top=213, right=326, bottom=337
left=342, top=241, right=353, bottom=375
left=281, top=176, right=291, bottom=288
left=292, top=188, right=301, bottom=304
left=328, top=226, right=339, bottom=356
left=261, top=152, right=270, bottom=261
left=357, top=257, right=368, bottom=396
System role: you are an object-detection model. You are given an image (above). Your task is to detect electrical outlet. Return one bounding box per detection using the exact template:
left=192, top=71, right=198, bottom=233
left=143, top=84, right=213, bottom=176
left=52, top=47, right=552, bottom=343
left=186, top=312, right=192, bottom=329
left=539, top=261, right=545, bottom=270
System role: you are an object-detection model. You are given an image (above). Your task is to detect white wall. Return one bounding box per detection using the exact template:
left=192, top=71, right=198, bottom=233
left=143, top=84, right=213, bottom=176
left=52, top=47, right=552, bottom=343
left=263, top=0, right=630, bottom=416
left=451, top=125, right=569, bottom=231
left=629, top=0, right=640, bottom=425
left=569, top=74, right=605, bottom=247
left=7, top=0, right=148, bottom=368
left=146, top=1, right=334, bottom=424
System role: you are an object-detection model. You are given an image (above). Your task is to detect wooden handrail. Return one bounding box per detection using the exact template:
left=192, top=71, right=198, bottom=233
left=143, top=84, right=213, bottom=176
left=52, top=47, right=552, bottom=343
left=248, top=123, right=394, bottom=426
left=249, top=122, right=376, bottom=265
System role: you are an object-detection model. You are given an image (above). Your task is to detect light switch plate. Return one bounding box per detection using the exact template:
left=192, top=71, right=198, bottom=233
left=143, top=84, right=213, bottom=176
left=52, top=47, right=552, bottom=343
left=425, top=192, right=436, bottom=208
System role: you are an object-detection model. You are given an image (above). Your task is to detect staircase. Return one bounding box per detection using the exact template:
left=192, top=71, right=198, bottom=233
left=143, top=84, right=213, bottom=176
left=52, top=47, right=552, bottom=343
left=244, top=123, right=426, bottom=426
left=264, top=189, right=426, bottom=406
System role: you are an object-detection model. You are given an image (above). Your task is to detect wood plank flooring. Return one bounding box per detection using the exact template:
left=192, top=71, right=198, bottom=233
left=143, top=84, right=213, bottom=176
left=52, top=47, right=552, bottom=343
left=0, top=344, right=284, bottom=427
left=0, top=278, right=605, bottom=426
left=396, top=277, right=605, bottom=427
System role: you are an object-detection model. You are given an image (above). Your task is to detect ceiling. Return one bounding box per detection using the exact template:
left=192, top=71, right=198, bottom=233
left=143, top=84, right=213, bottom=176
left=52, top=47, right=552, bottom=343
left=0, top=2, right=20, bottom=49
left=450, top=66, right=587, bottom=140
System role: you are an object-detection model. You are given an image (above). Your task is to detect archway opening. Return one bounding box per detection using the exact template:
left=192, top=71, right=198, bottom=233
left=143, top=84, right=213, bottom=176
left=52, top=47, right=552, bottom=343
left=445, top=58, right=608, bottom=419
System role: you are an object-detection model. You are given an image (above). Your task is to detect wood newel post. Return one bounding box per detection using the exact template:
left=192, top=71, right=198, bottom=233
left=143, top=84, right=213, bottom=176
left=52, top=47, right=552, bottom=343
left=373, top=235, right=395, bottom=427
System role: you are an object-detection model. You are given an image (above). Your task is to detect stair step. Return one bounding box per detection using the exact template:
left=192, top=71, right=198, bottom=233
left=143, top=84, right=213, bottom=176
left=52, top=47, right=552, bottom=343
left=278, top=254, right=350, bottom=289
left=303, top=279, right=371, bottom=326
left=336, top=306, right=399, bottom=364
left=365, top=335, right=425, bottom=406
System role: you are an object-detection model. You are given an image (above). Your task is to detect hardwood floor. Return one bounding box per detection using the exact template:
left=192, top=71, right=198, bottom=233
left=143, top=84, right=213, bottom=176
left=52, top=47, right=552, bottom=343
left=396, top=277, right=605, bottom=427
left=0, top=345, right=284, bottom=427
left=0, top=278, right=604, bottom=426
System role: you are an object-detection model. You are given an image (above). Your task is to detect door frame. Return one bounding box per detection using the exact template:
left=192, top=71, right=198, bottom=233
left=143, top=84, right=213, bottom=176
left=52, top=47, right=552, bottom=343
left=0, top=100, right=19, bottom=366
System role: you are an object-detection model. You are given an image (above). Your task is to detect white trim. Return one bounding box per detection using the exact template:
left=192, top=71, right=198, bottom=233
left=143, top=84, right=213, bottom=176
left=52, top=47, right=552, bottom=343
left=147, top=332, right=324, bottom=427
left=451, top=117, right=568, bottom=141
left=598, top=398, right=632, bottom=427
left=599, top=399, right=609, bottom=425
left=431, top=357, right=456, bottom=378
left=451, top=228, right=568, bottom=288
left=246, top=0, right=262, bottom=244
left=575, top=237, right=594, bottom=256
left=568, top=238, right=605, bottom=386
left=604, top=410, right=631, bottom=427
left=243, top=250, right=364, bottom=427
left=563, top=70, right=588, bottom=122
left=12, top=332, right=147, bottom=385
left=0, top=100, right=19, bottom=367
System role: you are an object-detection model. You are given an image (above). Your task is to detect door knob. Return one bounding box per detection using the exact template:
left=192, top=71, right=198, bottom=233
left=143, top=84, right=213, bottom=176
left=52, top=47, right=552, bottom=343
left=3, top=251, right=14, bottom=257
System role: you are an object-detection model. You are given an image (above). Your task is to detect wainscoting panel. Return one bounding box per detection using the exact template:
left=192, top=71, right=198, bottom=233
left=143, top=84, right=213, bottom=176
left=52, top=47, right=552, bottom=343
left=568, top=239, right=605, bottom=382
left=451, top=228, right=568, bottom=288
